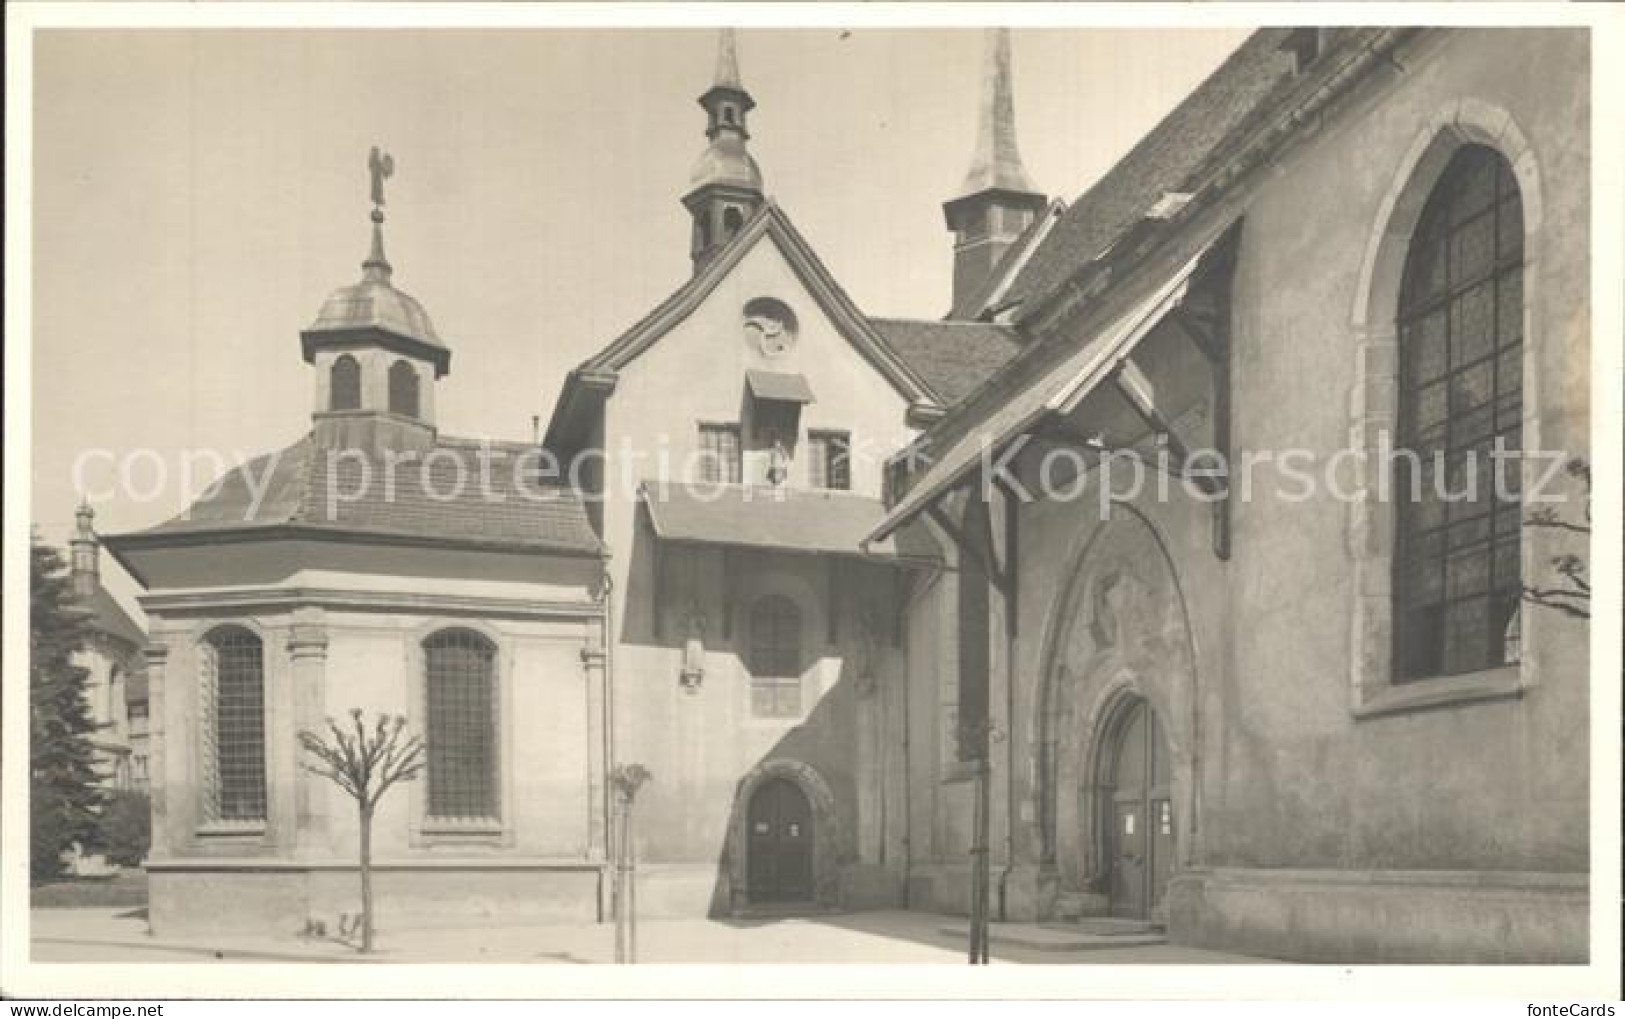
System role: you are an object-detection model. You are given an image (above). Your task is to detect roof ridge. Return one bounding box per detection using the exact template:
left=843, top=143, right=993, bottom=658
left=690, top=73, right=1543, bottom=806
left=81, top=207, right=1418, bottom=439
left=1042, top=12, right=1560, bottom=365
left=869, top=316, right=1016, bottom=330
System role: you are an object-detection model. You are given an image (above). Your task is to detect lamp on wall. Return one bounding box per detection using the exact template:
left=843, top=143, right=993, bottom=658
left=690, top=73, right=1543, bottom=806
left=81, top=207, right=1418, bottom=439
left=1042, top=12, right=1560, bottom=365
left=679, top=600, right=706, bottom=693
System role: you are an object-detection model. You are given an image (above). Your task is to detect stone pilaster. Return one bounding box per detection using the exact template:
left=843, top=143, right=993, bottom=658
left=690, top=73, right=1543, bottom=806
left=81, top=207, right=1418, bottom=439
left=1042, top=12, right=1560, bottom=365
left=142, top=640, right=172, bottom=861
left=581, top=619, right=609, bottom=861
left=287, top=611, right=330, bottom=858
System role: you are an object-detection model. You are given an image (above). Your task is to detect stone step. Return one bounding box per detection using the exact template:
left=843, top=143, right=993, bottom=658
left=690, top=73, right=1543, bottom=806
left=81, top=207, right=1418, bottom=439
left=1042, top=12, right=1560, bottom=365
left=940, top=920, right=1167, bottom=952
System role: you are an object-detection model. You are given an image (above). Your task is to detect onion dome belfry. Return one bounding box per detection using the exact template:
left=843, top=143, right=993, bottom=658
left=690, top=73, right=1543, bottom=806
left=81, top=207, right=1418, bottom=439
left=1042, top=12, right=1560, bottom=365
left=301, top=147, right=451, bottom=378
left=682, top=28, right=767, bottom=271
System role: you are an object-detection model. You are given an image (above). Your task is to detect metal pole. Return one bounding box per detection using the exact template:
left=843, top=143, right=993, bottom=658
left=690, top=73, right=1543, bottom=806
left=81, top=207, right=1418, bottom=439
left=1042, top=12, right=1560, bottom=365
left=627, top=796, right=638, bottom=964
left=977, top=756, right=991, bottom=964
left=613, top=796, right=628, bottom=963
left=968, top=753, right=991, bottom=964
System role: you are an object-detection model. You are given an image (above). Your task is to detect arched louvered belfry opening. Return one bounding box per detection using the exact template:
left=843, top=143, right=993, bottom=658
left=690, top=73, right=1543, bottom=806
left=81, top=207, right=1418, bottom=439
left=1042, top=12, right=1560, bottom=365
left=330, top=354, right=361, bottom=411
left=388, top=359, right=420, bottom=418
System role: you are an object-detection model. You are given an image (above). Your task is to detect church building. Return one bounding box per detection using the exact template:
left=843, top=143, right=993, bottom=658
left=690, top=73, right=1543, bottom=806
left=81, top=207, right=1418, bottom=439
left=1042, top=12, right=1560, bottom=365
left=106, top=26, right=1590, bottom=964
left=871, top=26, right=1590, bottom=963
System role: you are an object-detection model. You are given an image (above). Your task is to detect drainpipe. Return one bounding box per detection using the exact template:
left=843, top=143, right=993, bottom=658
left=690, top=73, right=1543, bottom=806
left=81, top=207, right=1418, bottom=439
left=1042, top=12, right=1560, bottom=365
left=995, top=480, right=1019, bottom=922
left=600, top=568, right=617, bottom=920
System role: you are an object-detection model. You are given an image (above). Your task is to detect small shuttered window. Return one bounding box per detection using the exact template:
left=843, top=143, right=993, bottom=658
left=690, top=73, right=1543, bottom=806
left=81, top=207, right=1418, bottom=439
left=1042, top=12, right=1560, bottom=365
left=424, top=629, right=498, bottom=821
left=698, top=423, right=742, bottom=484
left=808, top=431, right=852, bottom=491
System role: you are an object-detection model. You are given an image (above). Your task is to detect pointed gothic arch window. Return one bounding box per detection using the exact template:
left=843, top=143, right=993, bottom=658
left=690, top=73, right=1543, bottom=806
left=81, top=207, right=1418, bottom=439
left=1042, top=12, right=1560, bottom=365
left=388, top=360, right=420, bottom=418
left=330, top=354, right=361, bottom=411
left=424, top=628, right=498, bottom=821
left=1392, top=144, right=1524, bottom=681
left=200, top=626, right=266, bottom=823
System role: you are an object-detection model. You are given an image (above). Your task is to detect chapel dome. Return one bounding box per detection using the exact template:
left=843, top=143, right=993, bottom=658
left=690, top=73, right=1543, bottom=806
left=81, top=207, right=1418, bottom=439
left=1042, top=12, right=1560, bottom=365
left=307, top=275, right=443, bottom=350
left=689, top=137, right=763, bottom=192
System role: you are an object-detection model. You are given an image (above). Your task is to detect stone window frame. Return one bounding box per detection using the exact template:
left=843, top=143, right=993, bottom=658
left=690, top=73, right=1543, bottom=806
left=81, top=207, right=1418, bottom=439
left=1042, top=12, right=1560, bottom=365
left=1347, top=99, right=1545, bottom=719
left=194, top=621, right=272, bottom=838
left=407, top=619, right=515, bottom=846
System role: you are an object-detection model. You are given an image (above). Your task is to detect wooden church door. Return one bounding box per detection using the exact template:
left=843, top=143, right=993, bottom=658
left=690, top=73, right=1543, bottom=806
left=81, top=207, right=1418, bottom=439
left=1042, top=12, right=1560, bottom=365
left=746, top=778, right=813, bottom=903
left=1107, top=699, right=1173, bottom=920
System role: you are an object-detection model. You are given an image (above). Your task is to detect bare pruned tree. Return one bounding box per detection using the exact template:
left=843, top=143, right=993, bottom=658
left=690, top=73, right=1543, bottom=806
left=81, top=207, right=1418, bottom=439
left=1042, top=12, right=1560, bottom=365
left=298, top=710, right=426, bottom=953
left=1524, top=457, right=1590, bottom=620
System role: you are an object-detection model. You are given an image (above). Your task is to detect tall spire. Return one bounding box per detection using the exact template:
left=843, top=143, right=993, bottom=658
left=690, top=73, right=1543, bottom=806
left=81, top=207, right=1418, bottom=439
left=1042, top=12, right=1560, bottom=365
left=684, top=28, right=765, bottom=271
left=942, top=28, right=1046, bottom=316
left=70, top=499, right=99, bottom=597
left=955, top=27, right=1039, bottom=199
left=713, top=26, right=743, bottom=92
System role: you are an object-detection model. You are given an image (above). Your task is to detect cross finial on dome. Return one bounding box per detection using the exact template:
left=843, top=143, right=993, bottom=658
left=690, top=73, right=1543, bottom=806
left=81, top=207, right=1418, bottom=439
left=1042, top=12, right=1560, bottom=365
left=364, top=146, right=395, bottom=282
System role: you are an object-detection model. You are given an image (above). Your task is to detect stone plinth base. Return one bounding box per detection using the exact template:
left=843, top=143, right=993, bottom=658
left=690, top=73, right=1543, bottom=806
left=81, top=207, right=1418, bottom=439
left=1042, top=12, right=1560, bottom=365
left=1168, top=867, right=1587, bottom=963
left=148, top=860, right=606, bottom=937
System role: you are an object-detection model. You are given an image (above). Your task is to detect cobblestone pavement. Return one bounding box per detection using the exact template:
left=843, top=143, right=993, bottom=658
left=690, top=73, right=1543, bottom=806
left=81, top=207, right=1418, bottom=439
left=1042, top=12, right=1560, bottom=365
left=31, top=908, right=1277, bottom=965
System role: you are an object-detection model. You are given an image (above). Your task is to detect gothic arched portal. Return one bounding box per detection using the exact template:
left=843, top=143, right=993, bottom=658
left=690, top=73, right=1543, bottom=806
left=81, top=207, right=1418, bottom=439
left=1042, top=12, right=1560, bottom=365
left=1030, top=508, right=1199, bottom=921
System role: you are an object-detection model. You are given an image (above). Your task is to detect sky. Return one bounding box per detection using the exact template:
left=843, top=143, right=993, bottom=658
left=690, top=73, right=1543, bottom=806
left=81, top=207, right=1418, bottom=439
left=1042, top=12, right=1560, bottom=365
left=28, top=24, right=1250, bottom=613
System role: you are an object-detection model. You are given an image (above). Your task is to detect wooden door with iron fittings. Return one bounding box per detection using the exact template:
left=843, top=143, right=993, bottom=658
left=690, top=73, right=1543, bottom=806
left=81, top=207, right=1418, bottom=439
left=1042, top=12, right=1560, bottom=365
left=746, top=778, right=813, bottom=903
left=1107, top=699, right=1174, bottom=920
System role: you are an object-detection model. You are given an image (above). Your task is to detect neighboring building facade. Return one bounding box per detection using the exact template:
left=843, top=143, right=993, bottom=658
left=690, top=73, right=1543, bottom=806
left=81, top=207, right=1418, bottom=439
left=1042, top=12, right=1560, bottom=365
left=539, top=31, right=1011, bottom=916
left=69, top=503, right=150, bottom=795
left=874, top=27, right=1590, bottom=963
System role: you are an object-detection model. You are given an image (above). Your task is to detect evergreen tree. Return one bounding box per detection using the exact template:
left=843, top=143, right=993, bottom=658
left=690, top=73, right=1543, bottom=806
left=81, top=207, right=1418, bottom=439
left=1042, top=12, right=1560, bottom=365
left=30, top=533, right=106, bottom=881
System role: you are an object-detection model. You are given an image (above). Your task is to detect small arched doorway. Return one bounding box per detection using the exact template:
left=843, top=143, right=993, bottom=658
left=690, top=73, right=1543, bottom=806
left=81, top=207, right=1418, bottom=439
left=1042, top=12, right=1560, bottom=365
left=1102, top=696, right=1173, bottom=920
left=746, top=777, right=814, bottom=904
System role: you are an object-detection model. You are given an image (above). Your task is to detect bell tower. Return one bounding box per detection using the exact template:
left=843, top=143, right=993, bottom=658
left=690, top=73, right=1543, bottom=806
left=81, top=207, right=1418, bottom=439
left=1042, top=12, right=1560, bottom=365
left=682, top=29, right=765, bottom=271
left=301, top=147, right=451, bottom=455
left=943, top=28, right=1046, bottom=313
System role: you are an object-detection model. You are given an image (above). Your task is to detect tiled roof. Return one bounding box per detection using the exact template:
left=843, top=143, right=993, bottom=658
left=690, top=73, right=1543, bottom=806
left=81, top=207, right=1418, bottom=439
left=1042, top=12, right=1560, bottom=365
left=868, top=318, right=1027, bottom=406
left=1002, top=29, right=1300, bottom=315
left=641, top=482, right=940, bottom=563
left=81, top=584, right=146, bottom=648
left=115, top=434, right=603, bottom=556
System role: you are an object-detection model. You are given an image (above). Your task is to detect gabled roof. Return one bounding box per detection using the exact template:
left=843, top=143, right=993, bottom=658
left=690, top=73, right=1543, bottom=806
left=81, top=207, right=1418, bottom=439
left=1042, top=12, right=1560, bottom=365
left=1001, top=29, right=1302, bottom=317
left=867, top=318, right=1027, bottom=406
left=545, top=202, right=941, bottom=450
left=106, top=433, right=604, bottom=585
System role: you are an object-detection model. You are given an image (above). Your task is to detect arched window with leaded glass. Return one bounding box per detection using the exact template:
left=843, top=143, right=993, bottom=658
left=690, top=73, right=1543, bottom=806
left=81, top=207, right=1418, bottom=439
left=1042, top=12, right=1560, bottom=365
left=423, top=628, right=498, bottom=821
left=200, top=626, right=267, bottom=823
left=1392, top=144, right=1524, bottom=681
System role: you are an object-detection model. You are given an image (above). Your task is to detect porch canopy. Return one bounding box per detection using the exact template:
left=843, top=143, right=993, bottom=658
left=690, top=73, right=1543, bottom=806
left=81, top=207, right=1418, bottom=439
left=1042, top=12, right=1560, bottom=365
left=865, top=219, right=1237, bottom=551
left=641, top=481, right=939, bottom=565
